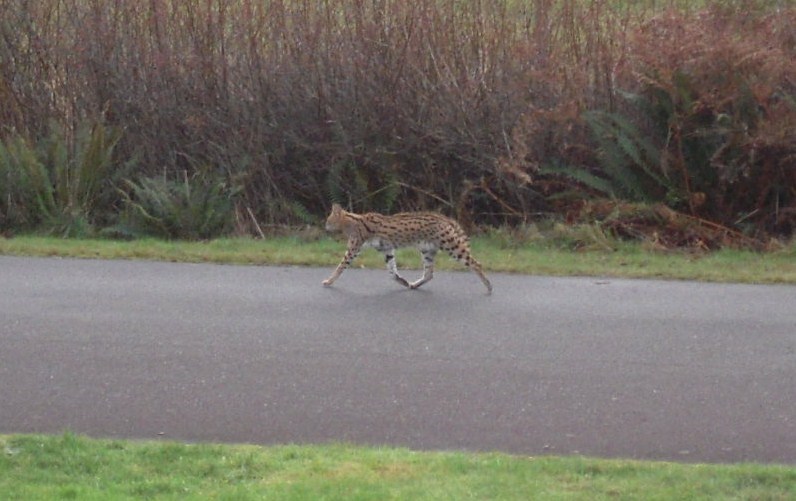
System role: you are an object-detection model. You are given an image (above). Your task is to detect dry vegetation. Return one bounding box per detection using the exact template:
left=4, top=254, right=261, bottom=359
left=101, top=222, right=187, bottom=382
left=1, top=0, right=794, bottom=247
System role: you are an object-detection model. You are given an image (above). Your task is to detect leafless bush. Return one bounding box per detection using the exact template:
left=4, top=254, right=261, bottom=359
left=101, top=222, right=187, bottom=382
left=1, top=0, right=793, bottom=242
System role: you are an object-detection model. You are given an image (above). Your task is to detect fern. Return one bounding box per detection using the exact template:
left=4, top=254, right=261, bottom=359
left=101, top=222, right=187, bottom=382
left=367, top=167, right=400, bottom=213
left=539, top=161, right=615, bottom=197
left=0, top=121, right=129, bottom=236
left=0, top=136, right=41, bottom=229
left=325, top=160, right=401, bottom=213
left=288, top=200, right=316, bottom=225
left=584, top=110, right=675, bottom=203
left=120, top=170, right=239, bottom=240
left=325, top=160, right=348, bottom=206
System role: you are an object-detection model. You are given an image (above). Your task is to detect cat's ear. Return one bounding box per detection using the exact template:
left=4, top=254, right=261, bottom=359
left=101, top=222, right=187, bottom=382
left=331, top=203, right=343, bottom=213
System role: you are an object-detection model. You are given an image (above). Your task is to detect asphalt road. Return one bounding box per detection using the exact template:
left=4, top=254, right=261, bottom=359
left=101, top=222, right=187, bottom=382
left=1, top=255, right=794, bottom=464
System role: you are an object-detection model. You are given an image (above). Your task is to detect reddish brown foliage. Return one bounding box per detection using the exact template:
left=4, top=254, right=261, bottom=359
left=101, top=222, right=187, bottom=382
left=615, top=5, right=796, bottom=238
left=0, top=1, right=793, bottom=244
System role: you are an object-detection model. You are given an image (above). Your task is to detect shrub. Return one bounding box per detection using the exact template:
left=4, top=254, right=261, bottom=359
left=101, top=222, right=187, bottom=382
left=0, top=135, right=41, bottom=232
left=617, top=5, right=796, bottom=236
left=538, top=4, right=796, bottom=243
left=119, top=170, right=239, bottom=240
left=0, top=121, right=130, bottom=236
left=0, top=1, right=793, bottom=243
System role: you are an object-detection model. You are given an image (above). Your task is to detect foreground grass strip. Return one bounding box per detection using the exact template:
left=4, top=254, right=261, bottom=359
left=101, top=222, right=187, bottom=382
left=1, top=235, right=795, bottom=284
left=1, top=434, right=795, bottom=500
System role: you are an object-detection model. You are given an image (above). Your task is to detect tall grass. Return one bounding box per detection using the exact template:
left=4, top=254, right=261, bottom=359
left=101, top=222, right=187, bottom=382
left=0, top=1, right=793, bottom=240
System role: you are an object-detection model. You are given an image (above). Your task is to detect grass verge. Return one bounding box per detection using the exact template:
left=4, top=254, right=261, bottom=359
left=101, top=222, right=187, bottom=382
left=1, top=234, right=795, bottom=284
left=2, top=434, right=795, bottom=500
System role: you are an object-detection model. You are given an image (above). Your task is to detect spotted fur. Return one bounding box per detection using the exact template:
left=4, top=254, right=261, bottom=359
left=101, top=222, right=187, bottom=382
left=322, top=203, right=492, bottom=294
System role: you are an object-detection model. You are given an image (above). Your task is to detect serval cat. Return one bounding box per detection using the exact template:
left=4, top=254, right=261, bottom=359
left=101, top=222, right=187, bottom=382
left=322, top=203, right=492, bottom=294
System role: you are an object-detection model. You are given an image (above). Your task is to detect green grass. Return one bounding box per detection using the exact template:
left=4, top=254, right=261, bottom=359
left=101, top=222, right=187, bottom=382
left=1, top=233, right=795, bottom=284
left=2, top=434, right=794, bottom=500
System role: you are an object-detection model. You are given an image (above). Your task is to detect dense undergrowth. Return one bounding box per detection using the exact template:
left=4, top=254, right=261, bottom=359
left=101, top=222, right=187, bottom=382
left=1, top=1, right=794, bottom=247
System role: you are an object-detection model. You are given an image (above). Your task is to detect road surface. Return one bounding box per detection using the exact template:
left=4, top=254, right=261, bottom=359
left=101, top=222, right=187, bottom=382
left=1, top=255, right=794, bottom=463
